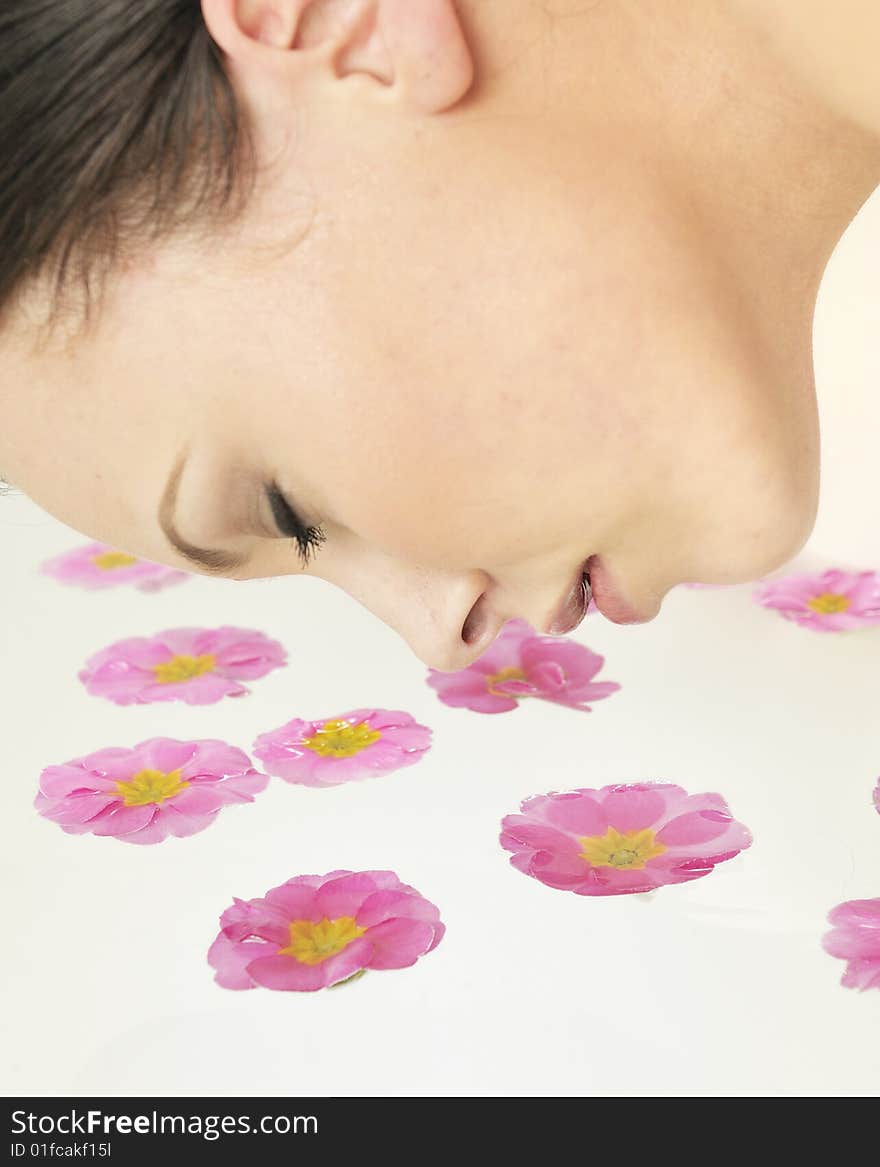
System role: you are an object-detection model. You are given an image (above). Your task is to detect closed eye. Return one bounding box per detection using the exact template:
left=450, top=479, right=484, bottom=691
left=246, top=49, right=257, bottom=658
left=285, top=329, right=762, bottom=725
left=266, top=482, right=327, bottom=568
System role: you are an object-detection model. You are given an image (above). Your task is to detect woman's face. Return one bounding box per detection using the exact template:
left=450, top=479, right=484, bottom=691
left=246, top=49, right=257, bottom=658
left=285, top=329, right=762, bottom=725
left=1, top=0, right=876, bottom=670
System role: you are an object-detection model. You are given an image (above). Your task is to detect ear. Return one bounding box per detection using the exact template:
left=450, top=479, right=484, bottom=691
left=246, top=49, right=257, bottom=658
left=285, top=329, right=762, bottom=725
left=201, top=0, right=475, bottom=114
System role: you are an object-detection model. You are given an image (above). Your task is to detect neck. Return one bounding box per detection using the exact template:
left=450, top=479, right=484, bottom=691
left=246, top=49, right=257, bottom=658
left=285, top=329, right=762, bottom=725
left=658, top=1, right=880, bottom=313
left=470, top=0, right=880, bottom=352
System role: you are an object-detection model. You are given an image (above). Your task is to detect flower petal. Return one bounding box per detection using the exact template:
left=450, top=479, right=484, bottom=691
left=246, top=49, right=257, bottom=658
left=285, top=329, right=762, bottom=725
left=90, top=803, right=157, bottom=837
left=247, top=937, right=373, bottom=991
left=365, top=918, right=439, bottom=969
left=208, top=934, right=264, bottom=990
left=656, top=809, right=733, bottom=846
left=599, top=785, right=669, bottom=831
left=541, top=793, right=609, bottom=837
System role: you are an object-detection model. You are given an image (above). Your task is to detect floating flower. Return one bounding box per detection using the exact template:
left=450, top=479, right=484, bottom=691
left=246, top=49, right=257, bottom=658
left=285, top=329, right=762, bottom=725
left=426, top=618, right=620, bottom=714
left=252, top=708, right=432, bottom=787
left=822, top=899, right=880, bottom=992
left=500, top=782, right=752, bottom=895
left=40, top=541, right=189, bottom=592
left=78, top=625, right=287, bottom=705
left=752, top=568, right=880, bottom=632
left=35, top=737, right=268, bottom=845
left=208, top=870, right=445, bottom=991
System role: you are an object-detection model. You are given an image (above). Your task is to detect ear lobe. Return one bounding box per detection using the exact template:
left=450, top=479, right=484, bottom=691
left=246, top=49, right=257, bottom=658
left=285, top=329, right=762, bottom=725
left=375, top=0, right=475, bottom=113
left=201, top=0, right=474, bottom=114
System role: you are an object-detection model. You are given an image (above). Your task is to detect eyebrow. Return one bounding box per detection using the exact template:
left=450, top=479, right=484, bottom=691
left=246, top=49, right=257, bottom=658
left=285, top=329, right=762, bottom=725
left=158, top=448, right=251, bottom=578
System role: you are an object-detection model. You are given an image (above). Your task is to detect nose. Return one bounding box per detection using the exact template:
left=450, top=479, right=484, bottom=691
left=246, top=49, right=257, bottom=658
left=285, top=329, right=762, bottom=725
left=388, top=579, right=511, bottom=672
left=326, top=545, right=589, bottom=672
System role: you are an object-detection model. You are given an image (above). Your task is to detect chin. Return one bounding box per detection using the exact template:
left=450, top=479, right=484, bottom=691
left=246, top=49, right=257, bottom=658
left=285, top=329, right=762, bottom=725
left=742, top=511, right=818, bottom=583
left=691, top=495, right=817, bottom=587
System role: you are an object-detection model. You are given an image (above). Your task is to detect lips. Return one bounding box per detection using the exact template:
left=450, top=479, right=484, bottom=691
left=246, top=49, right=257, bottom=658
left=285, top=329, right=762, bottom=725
left=517, top=554, right=659, bottom=641
left=586, top=554, right=652, bottom=625
left=547, top=562, right=593, bottom=635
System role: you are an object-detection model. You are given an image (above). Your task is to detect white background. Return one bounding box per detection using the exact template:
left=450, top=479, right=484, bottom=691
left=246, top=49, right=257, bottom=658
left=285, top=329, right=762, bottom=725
left=1, top=189, right=879, bottom=1098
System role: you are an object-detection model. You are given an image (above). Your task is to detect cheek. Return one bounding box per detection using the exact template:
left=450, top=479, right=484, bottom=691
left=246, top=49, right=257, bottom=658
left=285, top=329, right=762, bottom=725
left=302, top=396, right=592, bottom=569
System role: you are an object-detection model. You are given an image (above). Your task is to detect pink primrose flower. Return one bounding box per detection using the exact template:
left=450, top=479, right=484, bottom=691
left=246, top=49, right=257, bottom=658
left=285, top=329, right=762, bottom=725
left=500, top=782, right=752, bottom=895
left=753, top=569, right=880, bottom=632
left=822, top=899, right=880, bottom=992
left=252, top=708, right=432, bottom=787
left=40, top=542, right=189, bottom=592
left=427, top=618, right=620, bottom=714
left=208, top=870, right=444, bottom=991
left=78, top=626, right=287, bottom=705
left=35, top=737, right=268, bottom=844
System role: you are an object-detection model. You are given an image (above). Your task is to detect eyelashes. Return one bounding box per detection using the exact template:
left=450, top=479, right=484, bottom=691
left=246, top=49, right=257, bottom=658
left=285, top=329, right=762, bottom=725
left=290, top=524, right=327, bottom=568
left=266, top=484, right=327, bottom=568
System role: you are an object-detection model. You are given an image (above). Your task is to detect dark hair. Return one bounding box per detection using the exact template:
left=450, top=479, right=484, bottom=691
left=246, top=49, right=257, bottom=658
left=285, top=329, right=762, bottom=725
left=0, top=1, right=255, bottom=334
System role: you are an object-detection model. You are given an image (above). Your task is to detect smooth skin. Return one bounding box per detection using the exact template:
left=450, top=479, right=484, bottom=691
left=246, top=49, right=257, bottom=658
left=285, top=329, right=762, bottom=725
left=2, top=0, right=880, bottom=669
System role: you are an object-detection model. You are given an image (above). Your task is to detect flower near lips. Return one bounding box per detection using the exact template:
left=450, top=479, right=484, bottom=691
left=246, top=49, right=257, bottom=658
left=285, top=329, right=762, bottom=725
left=822, top=899, right=880, bottom=992
left=500, top=782, right=752, bottom=895
left=78, top=625, right=287, bottom=705
left=208, top=870, right=445, bottom=991
left=426, top=618, right=620, bottom=714
left=40, top=541, right=189, bottom=592
left=252, top=708, right=432, bottom=787
left=35, top=737, right=268, bottom=845
left=753, top=568, right=880, bottom=632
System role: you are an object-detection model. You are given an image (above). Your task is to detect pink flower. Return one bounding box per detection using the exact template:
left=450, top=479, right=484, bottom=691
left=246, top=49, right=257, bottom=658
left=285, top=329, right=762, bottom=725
left=874, top=778, right=880, bottom=816
left=753, top=568, right=880, bottom=632
left=78, top=625, right=287, bottom=705
left=208, top=870, right=445, bottom=991
left=40, top=541, right=189, bottom=592
left=35, top=737, right=268, bottom=845
left=822, top=899, right=880, bottom=992
left=500, top=782, right=752, bottom=895
left=252, top=708, right=432, bottom=787
left=426, top=618, right=620, bottom=714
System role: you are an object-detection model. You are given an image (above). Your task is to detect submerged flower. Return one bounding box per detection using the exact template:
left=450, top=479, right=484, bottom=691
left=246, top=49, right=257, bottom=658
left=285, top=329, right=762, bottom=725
left=35, top=737, right=267, bottom=845
left=427, top=618, right=620, bottom=714
left=753, top=568, right=880, bottom=632
left=78, top=625, right=287, bottom=705
left=252, top=708, right=432, bottom=787
left=208, top=870, right=444, bottom=991
left=500, top=782, right=752, bottom=895
left=822, top=899, right=880, bottom=992
left=40, top=541, right=189, bottom=592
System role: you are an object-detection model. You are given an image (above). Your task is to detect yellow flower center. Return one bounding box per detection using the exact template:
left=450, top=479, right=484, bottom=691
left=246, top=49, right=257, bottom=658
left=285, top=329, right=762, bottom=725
left=578, top=826, right=667, bottom=870
left=280, top=917, right=367, bottom=965
left=115, top=767, right=189, bottom=807
left=806, top=592, right=850, bottom=614
left=485, top=666, right=528, bottom=697
left=92, top=550, right=139, bottom=571
left=301, top=719, right=381, bottom=758
left=151, top=653, right=216, bottom=683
